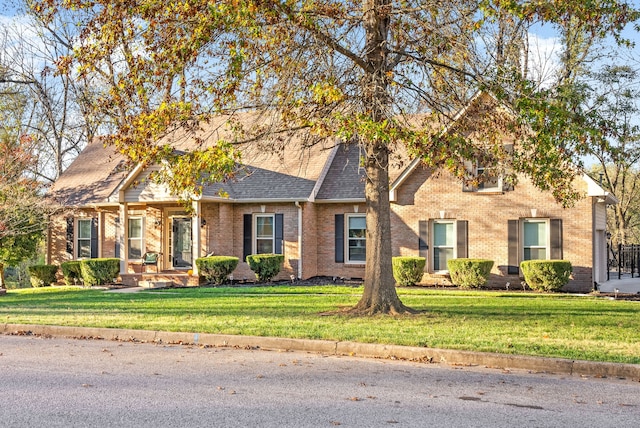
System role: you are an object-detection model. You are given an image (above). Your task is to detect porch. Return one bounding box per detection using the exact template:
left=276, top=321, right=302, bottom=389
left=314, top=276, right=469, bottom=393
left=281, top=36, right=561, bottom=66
left=120, top=270, right=200, bottom=288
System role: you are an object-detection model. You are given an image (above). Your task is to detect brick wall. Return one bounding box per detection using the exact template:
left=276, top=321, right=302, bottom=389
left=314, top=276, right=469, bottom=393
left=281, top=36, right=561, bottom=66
left=228, top=203, right=301, bottom=282
left=314, top=203, right=367, bottom=280
left=390, top=168, right=595, bottom=292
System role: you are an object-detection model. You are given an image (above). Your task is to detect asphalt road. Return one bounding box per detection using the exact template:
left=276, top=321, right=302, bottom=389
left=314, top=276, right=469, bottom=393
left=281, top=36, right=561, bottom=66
left=1, top=334, right=639, bottom=427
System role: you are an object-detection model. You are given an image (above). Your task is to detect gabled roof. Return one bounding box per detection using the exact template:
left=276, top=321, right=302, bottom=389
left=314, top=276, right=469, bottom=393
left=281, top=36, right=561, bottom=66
left=52, top=93, right=616, bottom=207
left=314, top=143, right=365, bottom=201
left=52, top=113, right=350, bottom=206
left=389, top=91, right=494, bottom=201
left=47, top=139, right=127, bottom=207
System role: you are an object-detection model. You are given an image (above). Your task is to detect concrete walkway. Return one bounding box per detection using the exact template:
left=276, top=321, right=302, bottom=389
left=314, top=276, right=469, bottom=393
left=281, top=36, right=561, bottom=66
left=597, top=274, right=640, bottom=294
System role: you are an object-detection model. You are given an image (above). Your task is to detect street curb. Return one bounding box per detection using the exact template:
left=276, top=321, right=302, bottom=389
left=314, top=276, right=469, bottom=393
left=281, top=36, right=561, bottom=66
left=2, top=323, right=639, bottom=380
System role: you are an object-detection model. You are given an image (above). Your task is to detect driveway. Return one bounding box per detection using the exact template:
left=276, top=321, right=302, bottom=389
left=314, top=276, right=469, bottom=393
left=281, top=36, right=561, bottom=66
left=1, top=334, right=639, bottom=427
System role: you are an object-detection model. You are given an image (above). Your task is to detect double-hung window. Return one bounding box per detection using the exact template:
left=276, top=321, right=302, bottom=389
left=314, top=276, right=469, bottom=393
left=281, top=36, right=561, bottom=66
left=346, top=214, right=366, bottom=263
left=255, top=214, right=275, bottom=254
left=476, top=162, right=501, bottom=190
left=432, top=220, right=455, bottom=271
left=523, top=219, right=548, bottom=261
left=128, top=217, right=143, bottom=259
left=77, top=219, right=92, bottom=258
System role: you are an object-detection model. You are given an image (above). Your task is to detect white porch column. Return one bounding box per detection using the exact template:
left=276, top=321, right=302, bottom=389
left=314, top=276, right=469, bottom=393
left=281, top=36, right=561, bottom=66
left=192, top=200, right=202, bottom=275
left=296, top=201, right=303, bottom=279
left=119, top=203, right=128, bottom=274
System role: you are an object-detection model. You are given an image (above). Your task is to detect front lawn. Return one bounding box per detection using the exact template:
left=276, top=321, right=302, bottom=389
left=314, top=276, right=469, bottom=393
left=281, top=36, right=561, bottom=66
left=1, top=285, right=639, bottom=364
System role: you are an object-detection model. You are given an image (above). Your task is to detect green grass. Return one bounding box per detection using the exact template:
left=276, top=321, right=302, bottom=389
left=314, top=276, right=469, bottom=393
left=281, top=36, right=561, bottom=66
left=1, top=285, right=639, bottom=364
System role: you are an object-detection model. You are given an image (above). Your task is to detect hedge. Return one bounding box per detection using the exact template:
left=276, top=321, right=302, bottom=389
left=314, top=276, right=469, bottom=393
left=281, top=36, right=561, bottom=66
left=520, top=260, right=572, bottom=292
left=196, top=256, right=239, bottom=285
left=28, top=264, right=58, bottom=288
left=392, top=256, right=425, bottom=286
left=246, top=254, right=284, bottom=282
left=80, top=258, right=120, bottom=286
left=447, top=258, right=494, bottom=289
left=60, top=261, right=82, bottom=286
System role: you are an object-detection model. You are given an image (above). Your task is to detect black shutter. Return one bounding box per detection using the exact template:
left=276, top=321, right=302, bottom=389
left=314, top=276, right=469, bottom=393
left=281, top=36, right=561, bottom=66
left=243, top=214, right=252, bottom=261
left=507, top=219, right=519, bottom=274
left=418, top=220, right=429, bottom=262
left=502, top=145, right=515, bottom=191
left=90, top=217, right=98, bottom=258
left=274, top=214, right=284, bottom=255
left=456, top=220, right=468, bottom=259
left=335, top=214, right=344, bottom=263
left=550, top=219, right=563, bottom=260
left=66, top=217, right=74, bottom=255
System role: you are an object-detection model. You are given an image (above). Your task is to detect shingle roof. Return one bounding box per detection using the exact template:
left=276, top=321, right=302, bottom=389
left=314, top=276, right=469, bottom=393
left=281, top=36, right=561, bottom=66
left=49, top=112, right=423, bottom=206
left=315, top=143, right=365, bottom=200
left=47, top=139, right=127, bottom=207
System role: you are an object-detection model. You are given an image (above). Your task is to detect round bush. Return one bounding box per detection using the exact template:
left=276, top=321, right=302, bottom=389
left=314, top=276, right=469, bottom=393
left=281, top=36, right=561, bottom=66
left=246, top=254, right=284, bottom=282
left=80, top=258, right=120, bottom=286
left=61, top=261, right=82, bottom=286
left=28, top=264, right=59, bottom=288
left=196, top=256, right=239, bottom=285
left=392, top=256, right=425, bottom=286
left=447, top=258, right=494, bottom=289
left=520, top=260, right=572, bottom=292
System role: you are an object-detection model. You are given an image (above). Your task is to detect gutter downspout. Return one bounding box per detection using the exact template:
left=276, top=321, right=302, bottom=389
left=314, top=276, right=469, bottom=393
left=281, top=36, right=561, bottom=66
left=295, top=201, right=302, bottom=279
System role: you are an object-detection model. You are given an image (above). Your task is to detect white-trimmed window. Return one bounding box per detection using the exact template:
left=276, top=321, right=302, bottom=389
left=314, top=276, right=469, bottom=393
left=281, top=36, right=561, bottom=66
left=346, top=214, right=366, bottom=263
left=523, top=219, right=549, bottom=261
left=128, top=217, right=144, bottom=260
left=255, top=214, right=275, bottom=254
left=432, top=220, right=455, bottom=271
left=77, top=219, right=92, bottom=258
left=475, top=161, right=501, bottom=191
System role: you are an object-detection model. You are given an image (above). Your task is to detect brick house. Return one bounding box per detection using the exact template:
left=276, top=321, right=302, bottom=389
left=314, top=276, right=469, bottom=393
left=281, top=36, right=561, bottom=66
left=47, top=96, right=616, bottom=292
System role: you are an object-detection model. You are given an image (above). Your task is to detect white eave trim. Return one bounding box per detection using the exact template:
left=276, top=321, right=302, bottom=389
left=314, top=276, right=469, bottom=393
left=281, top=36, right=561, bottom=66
left=199, top=197, right=312, bottom=204
left=113, top=163, right=147, bottom=203
left=583, top=173, right=618, bottom=205
left=312, top=198, right=366, bottom=204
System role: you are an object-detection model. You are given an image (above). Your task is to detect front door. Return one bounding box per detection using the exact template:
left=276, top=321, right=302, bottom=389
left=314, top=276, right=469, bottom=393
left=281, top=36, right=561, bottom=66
left=171, top=217, right=193, bottom=269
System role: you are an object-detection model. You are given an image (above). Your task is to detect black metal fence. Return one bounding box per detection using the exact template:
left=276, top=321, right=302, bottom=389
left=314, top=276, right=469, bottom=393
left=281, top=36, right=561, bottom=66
left=608, top=244, right=640, bottom=280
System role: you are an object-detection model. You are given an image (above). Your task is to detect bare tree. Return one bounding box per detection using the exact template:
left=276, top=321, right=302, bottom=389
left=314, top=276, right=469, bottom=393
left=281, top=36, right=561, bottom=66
left=0, top=3, right=102, bottom=182
left=587, top=64, right=640, bottom=245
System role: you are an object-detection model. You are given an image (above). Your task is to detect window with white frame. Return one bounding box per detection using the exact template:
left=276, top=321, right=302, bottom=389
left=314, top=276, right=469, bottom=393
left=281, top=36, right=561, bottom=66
left=347, top=214, right=366, bottom=263
left=77, top=219, right=92, bottom=258
left=475, top=161, right=501, bottom=190
left=523, top=219, right=548, bottom=261
left=128, top=217, right=143, bottom=259
left=255, top=214, right=274, bottom=254
left=432, top=220, right=455, bottom=271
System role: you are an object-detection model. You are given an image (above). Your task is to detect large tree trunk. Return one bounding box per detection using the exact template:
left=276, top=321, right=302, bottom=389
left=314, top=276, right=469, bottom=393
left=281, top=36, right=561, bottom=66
left=0, top=262, right=6, bottom=289
left=350, top=0, right=413, bottom=314
left=353, top=142, right=414, bottom=314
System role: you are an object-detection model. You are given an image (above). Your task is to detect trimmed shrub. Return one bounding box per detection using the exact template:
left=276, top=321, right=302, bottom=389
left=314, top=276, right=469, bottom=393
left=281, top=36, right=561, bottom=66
left=447, top=258, right=494, bottom=289
left=520, top=260, right=572, bottom=292
left=196, top=256, right=239, bottom=285
left=80, top=258, right=120, bottom=286
left=246, top=254, right=284, bottom=282
left=60, top=261, right=82, bottom=286
left=28, top=264, right=59, bottom=288
left=392, top=256, right=425, bottom=286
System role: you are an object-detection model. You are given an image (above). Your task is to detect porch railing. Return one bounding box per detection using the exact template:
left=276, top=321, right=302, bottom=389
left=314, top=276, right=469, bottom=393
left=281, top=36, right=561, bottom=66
left=608, top=243, right=640, bottom=280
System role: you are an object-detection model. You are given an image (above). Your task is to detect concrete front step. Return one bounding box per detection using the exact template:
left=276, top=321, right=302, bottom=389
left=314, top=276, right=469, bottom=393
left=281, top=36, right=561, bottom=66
left=138, top=280, right=171, bottom=289
left=120, top=273, right=199, bottom=287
